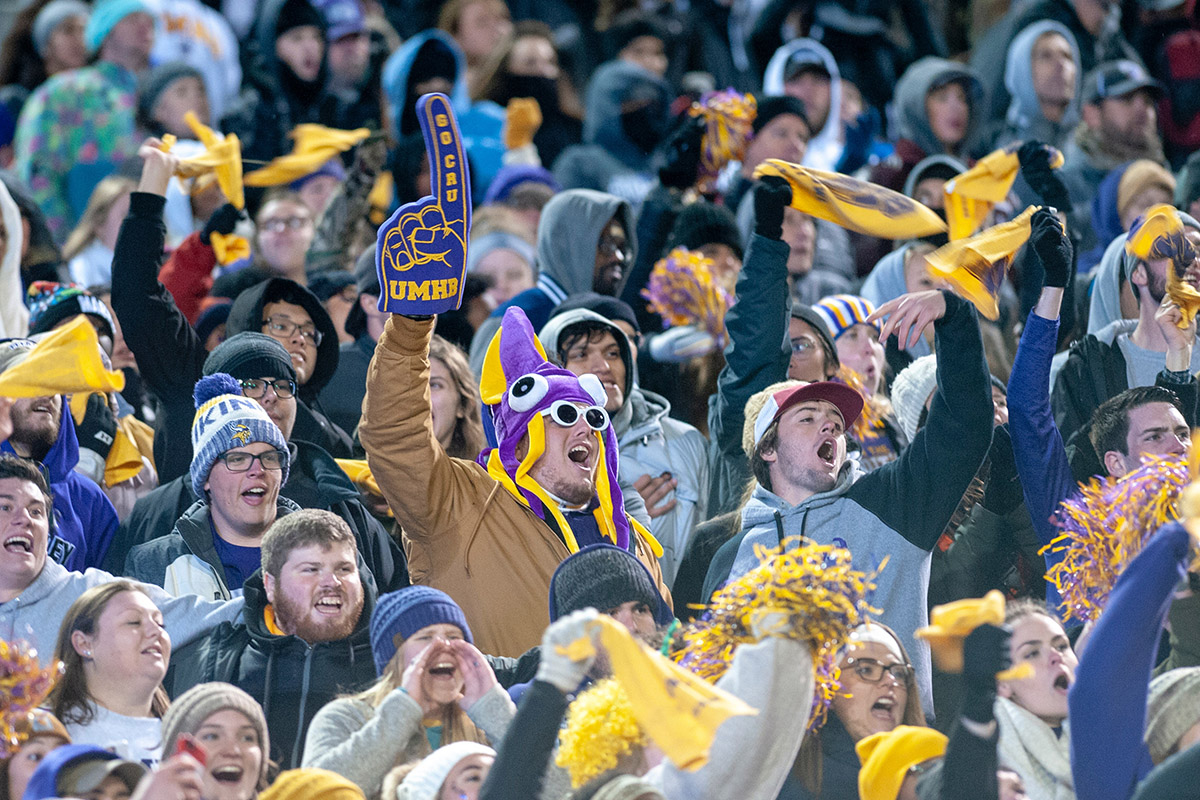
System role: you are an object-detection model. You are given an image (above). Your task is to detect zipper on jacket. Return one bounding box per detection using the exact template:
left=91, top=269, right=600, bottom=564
left=291, top=644, right=316, bottom=768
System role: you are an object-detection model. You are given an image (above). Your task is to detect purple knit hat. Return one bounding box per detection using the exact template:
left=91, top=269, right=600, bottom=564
left=478, top=306, right=631, bottom=551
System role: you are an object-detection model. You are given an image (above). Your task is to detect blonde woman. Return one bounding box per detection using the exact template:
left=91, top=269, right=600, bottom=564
left=301, top=587, right=514, bottom=798
left=64, top=176, right=135, bottom=286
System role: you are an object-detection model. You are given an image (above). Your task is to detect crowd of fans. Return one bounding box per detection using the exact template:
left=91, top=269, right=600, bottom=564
left=1, top=0, right=1200, bottom=799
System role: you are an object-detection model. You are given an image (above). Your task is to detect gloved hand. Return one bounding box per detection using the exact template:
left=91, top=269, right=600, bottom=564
left=76, top=393, right=116, bottom=462
left=648, top=326, right=719, bottom=362
left=754, top=175, right=793, bottom=240
left=960, top=622, right=1011, bottom=724
left=981, top=424, right=1023, bottom=515
left=1029, top=207, right=1073, bottom=289
left=504, top=97, right=542, bottom=151
left=202, top=203, right=243, bottom=246
left=1018, top=141, right=1071, bottom=213
left=536, top=608, right=599, bottom=693
left=657, top=116, right=706, bottom=191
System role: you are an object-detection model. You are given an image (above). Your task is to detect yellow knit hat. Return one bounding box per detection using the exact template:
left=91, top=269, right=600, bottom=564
left=856, top=726, right=948, bottom=800
left=259, top=769, right=364, bottom=800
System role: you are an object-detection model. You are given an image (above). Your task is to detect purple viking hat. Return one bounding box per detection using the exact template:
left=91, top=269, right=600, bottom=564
left=478, top=307, right=631, bottom=550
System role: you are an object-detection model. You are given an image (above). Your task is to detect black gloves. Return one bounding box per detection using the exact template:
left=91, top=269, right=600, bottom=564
left=1018, top=141, right=1072, bottom=213
left=982, top=424, right=1023, bottom=515
left=202, top=203, right=243, bottom=246
left=657, top=116, right=706, bottom=191
left=960, top=622, right=1012, bottom=725
left=1029, top=207, right=1073, bottom=289
left=76, top=393, right=116, bottom=462
left=754, top=175, right=793, bottom=241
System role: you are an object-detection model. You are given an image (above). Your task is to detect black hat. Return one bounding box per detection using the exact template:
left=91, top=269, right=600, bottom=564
left=307, top=271, right=356, bottom=303
left=551, top=292, right=641, bottom=335
left=203, top=332, right=297, bottom=382
left=1082, top=60, right=1163, bottom=105
left=752, top=95, right=811, bottom=137
left=549, top=544, right=673, bottom=625
left=194, top=301, right=232, bottom=345
left=668, top=201, right=744, bottom=261
left=275, top=0, right=325, bottom=38
left=137, top=62, right=205, bottom=129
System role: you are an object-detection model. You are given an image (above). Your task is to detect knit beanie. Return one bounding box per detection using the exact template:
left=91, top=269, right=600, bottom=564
left=0, top=338, right=35, bottom=374
left=275, top=0, right=325, bottom=38
left=190, top=373, right=290, bottom=497
left=160, top=683, right=269, bottom=787
left=668, top=202, right=743, bottom=261
left=466, top=230, right=536, bottom=275
left=549, top=543, right=672, bottom=625
left=891, top=355, right=938, bottom=443
left=1145, top=667, right=1200, bottom=764
left=84, top=0, right=151, bottom=55
left=260, top=768, right=363, bottom=800
left=194, top=302, right=232, bottom=346
left=551, top=293, right=642, bottom=336
left=204, top=334, right=295, bottom=383
left=790, top=302, right=839, bottom=369
left=26, top=283, right=113, bottom=337
left=856, top=726, right=948, bottom=800
left=370, top=586, right=473, bottom=675
left=395, top=742, right=496, bottom=800
left=752, top=95, right=810, bottom=136
left=138, top=62, right=205, bottom=128
left=1117, top=160, right=1176, bottom=222
left=811, top=294, right=880, bottom=341
left=32, top=0, right=89, bottom=57
left=482, top=164, right=561, bottom=205
left=289, top=157, right=346, bottom=192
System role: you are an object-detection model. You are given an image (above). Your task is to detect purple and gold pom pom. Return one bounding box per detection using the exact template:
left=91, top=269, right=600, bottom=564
left=1, top=638, right=64, bottom=754
left=673, top=538, right=882, bottom=732
left=688, top=89, right=757, bottom=194
left=641, top=247, right=733, bottom=347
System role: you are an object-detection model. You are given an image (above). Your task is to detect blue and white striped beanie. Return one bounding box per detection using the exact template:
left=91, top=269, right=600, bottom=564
left=812, top=294, right=880, bottom=340
left=190, top=373, right=289, bottom=497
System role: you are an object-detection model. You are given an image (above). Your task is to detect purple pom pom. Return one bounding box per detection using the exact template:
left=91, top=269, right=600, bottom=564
left=193, top=373, right=242, bottom=409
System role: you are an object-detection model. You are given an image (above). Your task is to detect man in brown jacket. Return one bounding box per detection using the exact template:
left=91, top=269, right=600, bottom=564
left=360, top=307, right=669, bottom=656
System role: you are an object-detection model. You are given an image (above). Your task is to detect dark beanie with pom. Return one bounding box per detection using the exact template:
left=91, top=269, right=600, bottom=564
left=189, top=373, right=289, bottom=497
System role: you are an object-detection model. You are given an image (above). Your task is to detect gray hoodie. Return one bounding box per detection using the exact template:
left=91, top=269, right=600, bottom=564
left=1, top=559, right=244, bottom=668
left=761, top=38, right=844, bottom=172
left=469, top=190, right=636, bottom=375
left=539, top=309, right=710, bottom=586
left=993, top=21, right=1081, bottom=151
left=894, top=57, right=983, bottom=159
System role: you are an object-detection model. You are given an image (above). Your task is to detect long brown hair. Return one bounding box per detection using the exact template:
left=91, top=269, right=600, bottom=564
left=47, top=581, right=170, bottom=725
left=793, top=622, right=925, bottom=794
left=469, top=21, right=583, bottom=119
left=429, top=334, right=486, bottom=460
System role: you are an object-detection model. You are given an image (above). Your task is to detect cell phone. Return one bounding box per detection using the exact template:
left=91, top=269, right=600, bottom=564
left=174, top=733, right=207, bottom=766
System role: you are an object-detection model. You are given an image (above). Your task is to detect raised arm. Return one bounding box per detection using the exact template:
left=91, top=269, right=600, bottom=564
left=854, top=290, right=993, bottom=550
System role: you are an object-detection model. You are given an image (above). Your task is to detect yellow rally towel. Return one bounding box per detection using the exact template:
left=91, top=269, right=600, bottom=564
left=926, top=205, right=1040, bottom=320
left=210, top=232, right=250, bottom=265
left=560, top=615, right=757, bottom=771
left=1126, top=203, right=1200, bottom=328
left=68, top=396, right=147, bottom=486
left=162, top=113, right=245, bottom=211
left=916, top=590, right=1032, bottom=680
left=944, top=144, right=1064, bottom=240
left=752, top=159, right=946, bottom=238
left=0, top=317, right=124, bottom=398
left=245, top=124, right=371, bottom=187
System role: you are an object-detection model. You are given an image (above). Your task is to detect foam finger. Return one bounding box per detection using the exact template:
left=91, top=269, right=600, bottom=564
left=417, top=93, right=470, bottom=233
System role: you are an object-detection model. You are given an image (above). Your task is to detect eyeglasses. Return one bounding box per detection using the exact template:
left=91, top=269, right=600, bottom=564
left=540, top=400, right=610, bottom=431
left=260, top=216, right=311, bottom=233
left=843, top=657, right=912, bottom=684
left=239, top=378, right=297, bottom=399
left=215, top=449, right=287, bottom=472
left=597, top=235, right=629, bottom=258
left=907, top=760, right=938, bottom=778
left=262, top=315, right=323, bottom=346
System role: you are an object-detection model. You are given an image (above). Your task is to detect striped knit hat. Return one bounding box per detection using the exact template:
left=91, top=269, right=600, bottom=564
left=190, top=373, right=289, bottom=497
left=812, top=294, right=880, bottom=341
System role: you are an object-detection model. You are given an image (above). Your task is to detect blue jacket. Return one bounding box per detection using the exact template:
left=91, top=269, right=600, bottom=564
left=2, top=403, right=118, bottom=570
left=1068, top=522, right=1191, bottom=800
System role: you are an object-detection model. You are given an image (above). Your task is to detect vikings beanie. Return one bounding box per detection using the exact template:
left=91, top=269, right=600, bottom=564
left=190, top=373, right=289, bottom=497
left=370, top=586, right=472, bottom=675
left=811, top=294, right=879, bottom=341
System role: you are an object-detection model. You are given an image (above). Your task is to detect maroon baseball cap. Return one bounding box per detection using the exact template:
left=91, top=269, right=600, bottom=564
left=752, top=381, right=865, bottom=446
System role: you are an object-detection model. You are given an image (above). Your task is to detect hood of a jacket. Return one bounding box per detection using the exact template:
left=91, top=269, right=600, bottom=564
left=902, top=154, right=968, bottom=198
left=894, top=57, right=983, bottom=158
left=739, top=456, right=864, bottom=531
left=536, top=190, right=637, bottom=297
left=581, top=60, right=671, bottom=172
left=762, top=38, right=844, bottom=172
left=1, top=401, right=78, bottom=482
left=538, top=307, right=635, bottom=397
left=226, top=278, right=339, bottom=398
left=381, top=29, right=469, bottom=138
left=1003, top=21, right=1081, bottom=142
left=241, top=556, right=377, bottom=646
left=249, top=0, right=330, bottom=101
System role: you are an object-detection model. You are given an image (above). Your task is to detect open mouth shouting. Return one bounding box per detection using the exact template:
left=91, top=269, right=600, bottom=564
left=870, top=695, right=897, bottom=724
left=3, top=533, right=33, bottom=555
left=1052, top=670, right=1072, bottom=695
left=210, top=765, right=244, bottom=785
left=816, top=438, right=837, bottom=469
left=240, top=485, right=269, bottom=506
left=567, top=440, right=595, bottom=472
left=313, top=592, right=345, bottom=617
